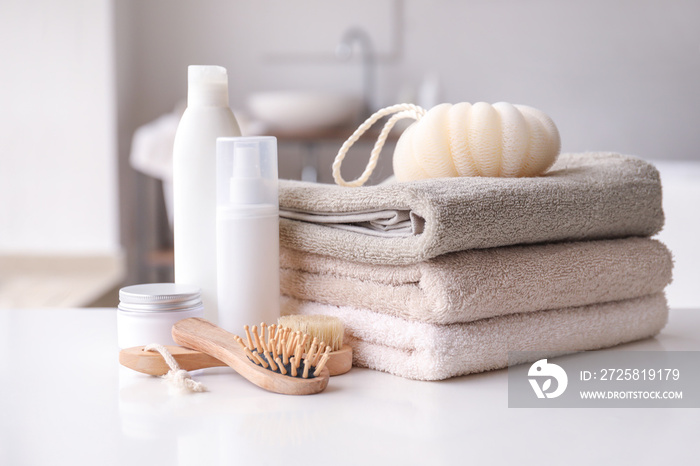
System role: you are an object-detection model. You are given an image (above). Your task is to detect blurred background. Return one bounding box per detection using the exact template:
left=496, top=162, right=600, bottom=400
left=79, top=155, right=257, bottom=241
left=1, top=0, right=698, bottom=308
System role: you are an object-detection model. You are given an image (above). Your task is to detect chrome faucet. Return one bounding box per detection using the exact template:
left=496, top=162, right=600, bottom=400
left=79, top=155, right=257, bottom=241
left=336, top=27, right=376, bottom=117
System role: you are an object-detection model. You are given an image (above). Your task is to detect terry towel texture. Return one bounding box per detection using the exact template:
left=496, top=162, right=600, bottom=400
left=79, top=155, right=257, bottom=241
left=281, top=293, right=669, bottom=381
left=279, top=152, right=664, bottom=265
left=280, top=237, right=673, bottom=324
left=279, top=152, right=671, bottom=380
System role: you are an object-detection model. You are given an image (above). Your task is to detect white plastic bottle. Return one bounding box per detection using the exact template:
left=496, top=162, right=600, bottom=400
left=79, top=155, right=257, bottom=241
left=216, top=136, right=280, bottom=334
left=173, top=65, right=241, bottom=323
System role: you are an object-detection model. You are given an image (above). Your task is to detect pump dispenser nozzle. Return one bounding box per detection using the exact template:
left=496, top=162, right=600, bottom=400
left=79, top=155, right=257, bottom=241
left=229, top=144, right=262, bottom=204
left=233, top=146, right=261, bottom=179
left=218, top=137, right=278, bottom=207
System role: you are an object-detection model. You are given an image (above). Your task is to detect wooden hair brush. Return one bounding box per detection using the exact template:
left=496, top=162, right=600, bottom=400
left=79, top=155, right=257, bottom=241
left=119, top=315, right=352, bottom=381
left=170, top=318, right=330, bottom=395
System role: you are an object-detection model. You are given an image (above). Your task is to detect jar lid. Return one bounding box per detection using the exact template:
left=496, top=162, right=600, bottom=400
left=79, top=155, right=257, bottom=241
left=118, top=283, right=202, bottom=312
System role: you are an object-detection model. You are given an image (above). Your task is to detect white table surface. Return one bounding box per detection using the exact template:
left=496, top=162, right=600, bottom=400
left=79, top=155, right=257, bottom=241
left=1, top=307, right=698, bottom=466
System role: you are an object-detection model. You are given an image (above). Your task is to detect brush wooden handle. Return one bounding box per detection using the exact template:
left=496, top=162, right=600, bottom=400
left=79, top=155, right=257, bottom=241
left=172, top=317, right=330, bottom=395
left=119, top=345, right=225, bottom=375
left=120, top=343, right=352, bottom=377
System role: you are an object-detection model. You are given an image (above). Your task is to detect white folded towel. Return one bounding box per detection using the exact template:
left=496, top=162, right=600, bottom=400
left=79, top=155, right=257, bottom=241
left=281, top=293, right=668, bottom=381
left=129, top=111, right=179, bottom=182
left=129, top=104, right=184, bottom=225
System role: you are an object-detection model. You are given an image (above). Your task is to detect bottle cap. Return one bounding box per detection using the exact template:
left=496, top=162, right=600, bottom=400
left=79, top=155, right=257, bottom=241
left=216, top=136, right=279, bottom=210
left=187, top=65, right=229, bottom=106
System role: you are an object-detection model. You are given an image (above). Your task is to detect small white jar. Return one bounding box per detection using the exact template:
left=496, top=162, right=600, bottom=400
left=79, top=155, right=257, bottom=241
left=117, top=283, right=204, bottom=349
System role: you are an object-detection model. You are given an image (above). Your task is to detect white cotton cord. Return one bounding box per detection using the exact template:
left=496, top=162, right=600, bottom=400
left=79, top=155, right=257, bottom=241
left=332, top=103, right=427, bottom=187
left=144, top=343, right=208, bottom=394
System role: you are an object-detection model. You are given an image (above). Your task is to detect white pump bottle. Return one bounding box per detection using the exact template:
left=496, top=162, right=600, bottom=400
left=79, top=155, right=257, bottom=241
left=173, top=65, right=241, bottom=323
left=216, top=137, right=280, bottom=334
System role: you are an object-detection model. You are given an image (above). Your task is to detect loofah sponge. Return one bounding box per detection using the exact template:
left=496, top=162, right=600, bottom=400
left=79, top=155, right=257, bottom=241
left=393, top=102, right=561, bottom=181
left=332, top=102, right=561, bottom=187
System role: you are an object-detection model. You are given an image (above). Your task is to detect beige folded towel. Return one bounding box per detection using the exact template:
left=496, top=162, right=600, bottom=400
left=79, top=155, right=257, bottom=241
left=279, top=152, right=664, bottom=265
left=281, top=293, right=668, bottom=380
left=280, top=237, right=672, bottom=324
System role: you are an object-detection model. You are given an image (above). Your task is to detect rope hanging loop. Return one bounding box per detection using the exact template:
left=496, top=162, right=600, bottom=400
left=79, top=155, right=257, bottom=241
left=332, top=103, right=427, bottom=187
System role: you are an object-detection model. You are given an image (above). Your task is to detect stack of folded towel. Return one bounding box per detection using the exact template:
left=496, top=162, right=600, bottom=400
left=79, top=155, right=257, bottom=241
left=277, top=152, right=673, bottom=380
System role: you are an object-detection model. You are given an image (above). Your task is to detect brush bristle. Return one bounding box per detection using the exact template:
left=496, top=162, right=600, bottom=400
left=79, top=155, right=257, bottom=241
left=235, top=323, right=331, bottom=378
left=277, top=315, right=344, bottom=352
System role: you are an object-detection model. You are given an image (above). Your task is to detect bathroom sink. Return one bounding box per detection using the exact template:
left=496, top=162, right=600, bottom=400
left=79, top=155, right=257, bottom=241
left=247, top=91, right=363, bottom=132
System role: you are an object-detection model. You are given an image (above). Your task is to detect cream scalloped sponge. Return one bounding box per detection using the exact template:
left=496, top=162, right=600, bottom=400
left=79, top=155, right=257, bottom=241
left=393, top=102, right=561, bottom=180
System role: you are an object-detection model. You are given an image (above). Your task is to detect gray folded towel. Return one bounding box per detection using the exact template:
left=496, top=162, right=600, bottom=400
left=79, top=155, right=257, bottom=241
left=281, top=293, right=669, bottom=381
left=280, top=237, right=673, bottom=324
left=279, top=152, right=664, bottom=265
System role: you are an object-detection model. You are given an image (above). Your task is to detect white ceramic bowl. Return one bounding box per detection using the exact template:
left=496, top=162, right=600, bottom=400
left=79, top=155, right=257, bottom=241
left=247, top=91, right=363, bottom=132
